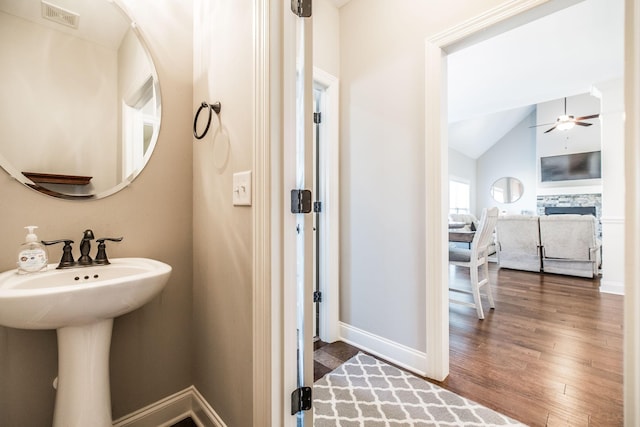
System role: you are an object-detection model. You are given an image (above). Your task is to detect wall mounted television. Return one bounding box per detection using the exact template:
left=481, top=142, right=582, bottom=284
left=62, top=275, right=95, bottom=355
left=540, top=151, right=601, bottom=182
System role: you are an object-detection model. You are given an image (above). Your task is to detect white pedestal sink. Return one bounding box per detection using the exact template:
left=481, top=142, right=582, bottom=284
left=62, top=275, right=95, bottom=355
left=0, top=258, right=172, bottom=427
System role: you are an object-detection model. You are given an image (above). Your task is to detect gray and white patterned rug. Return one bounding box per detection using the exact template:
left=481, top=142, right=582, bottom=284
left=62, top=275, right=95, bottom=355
left=314, top=353, right=527, bottom=426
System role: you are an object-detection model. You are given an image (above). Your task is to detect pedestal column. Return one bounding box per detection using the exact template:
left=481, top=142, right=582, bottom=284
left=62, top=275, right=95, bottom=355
left=54, top=318, right=113, bottom=427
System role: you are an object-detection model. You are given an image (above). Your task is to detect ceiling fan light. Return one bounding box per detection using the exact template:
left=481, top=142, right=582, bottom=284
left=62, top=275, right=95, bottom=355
left=556, top=114, right=575, bottom=131
left=557, top=121, right=575, bottom=131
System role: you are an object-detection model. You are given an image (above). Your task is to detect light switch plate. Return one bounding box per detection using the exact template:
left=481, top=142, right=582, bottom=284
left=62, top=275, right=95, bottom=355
left=233, top=170, right=252, bottom=206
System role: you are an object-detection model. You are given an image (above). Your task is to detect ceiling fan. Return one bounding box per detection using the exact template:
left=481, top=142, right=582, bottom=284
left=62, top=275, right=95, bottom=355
left=532, top=97, right=600, bottom=134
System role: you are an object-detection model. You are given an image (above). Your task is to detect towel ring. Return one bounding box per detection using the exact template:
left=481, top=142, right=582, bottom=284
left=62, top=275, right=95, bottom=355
left=193, top=101, right=222, bottom=140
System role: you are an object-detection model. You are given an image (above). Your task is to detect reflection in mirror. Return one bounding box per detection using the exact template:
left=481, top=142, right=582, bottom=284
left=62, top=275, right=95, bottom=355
left=490, top=177, right=524, bottom=204
left=0, top=0, right=161, bottom=199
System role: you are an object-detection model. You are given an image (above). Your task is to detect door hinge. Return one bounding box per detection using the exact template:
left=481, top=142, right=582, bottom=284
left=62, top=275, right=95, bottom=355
left=291, top=0, right=312, bottom=17
left=313, top=112, right=322, bottom=124
left=291, top=386, right=312, bottom=415
left=313, top=201, right=322, bottom=213
left=291, top=189, right=313, bottom=214
left=313, top=291, right=322, bottom=303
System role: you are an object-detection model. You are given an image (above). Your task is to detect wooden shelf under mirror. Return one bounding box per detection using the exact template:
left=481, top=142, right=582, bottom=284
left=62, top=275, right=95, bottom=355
left=22, top=172, right=92, bottom=186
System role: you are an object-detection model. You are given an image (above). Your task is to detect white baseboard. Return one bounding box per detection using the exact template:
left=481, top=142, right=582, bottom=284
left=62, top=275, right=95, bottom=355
left=600, top=280, right=625, bottom=295
left=112, top=386, right=226, bottom=427
left=339, top=322, right=427, bottom=377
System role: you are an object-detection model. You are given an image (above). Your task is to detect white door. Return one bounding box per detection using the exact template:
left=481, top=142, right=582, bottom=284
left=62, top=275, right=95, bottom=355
left=284, top=1, right=314, bottom=425
left=313, top=87, right=322, bottom=339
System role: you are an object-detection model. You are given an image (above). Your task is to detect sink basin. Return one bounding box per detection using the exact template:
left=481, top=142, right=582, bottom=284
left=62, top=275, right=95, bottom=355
left=0, top=257, right=171, bottom=329
left=0, top=257, right=171, bottom=427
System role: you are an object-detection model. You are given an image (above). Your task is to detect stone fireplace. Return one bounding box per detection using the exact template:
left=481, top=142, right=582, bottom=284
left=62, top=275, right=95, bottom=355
left=537, top=193, right=602, bottom=237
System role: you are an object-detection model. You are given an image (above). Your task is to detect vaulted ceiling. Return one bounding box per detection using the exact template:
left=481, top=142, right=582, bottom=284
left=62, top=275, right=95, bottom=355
left=447, top=0, right=624, bottom=159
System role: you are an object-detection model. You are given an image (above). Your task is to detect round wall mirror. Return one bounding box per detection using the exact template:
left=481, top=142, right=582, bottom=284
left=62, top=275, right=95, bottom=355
left=0, top=0, right=161, bottom=200
left=490, top=177, right=524, bottom=204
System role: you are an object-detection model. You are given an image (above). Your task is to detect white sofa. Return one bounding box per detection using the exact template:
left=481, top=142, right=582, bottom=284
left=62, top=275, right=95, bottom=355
left=495, top=214, right=601, bottom=278
left=449, top=213, right=478, bottom=231
left=495, top=215, right=541, bottom=272
left=539, top=214, right=601, bottom=278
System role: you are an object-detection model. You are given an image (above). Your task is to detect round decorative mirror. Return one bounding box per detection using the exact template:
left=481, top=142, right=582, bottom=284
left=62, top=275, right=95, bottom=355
left=490, top=177, right=524, bottom=204
left=0, top=0, right=161, bottom=200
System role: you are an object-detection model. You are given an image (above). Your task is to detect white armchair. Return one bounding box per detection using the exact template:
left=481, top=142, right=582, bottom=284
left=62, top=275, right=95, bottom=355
left=495, top=215, right=541, bottom=273
left=539, top=214, right=601, bottom=278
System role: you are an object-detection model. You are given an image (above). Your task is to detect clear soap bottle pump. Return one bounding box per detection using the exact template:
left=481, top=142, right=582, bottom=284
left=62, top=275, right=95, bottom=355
left=17, top=226, right=48, bottom=274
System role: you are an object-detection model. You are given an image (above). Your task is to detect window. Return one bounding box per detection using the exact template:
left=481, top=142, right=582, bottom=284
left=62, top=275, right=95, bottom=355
left=449, top=179, right=470, bottom=214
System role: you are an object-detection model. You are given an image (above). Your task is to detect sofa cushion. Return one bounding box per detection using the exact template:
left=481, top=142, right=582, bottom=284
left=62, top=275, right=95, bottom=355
left=539, top=214, right=598, bottom=260
left=496, top=215, right=540, bottom=255
left=495, top=215, right=541, bottom=272
left=449, top=247, right=471, bottom=263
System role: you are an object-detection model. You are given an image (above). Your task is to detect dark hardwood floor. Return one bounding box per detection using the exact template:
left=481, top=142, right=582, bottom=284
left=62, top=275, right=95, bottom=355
left=170, top=416, right=197, bottom=427
left=314, top=264, right=623, bottom=427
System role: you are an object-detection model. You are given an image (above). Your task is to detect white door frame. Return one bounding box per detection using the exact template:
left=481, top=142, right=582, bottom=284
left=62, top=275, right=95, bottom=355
left=425, top=1, right=639, bottom=425
left=624, top=0, right=640, bottom=424
left=424, top=0, right=563, bottom=382
left=252, top=0, right=315, bottom=426
left=251, top=0, right=273, bottom=424
left=254, top=0, right=640, bottom=426
left=313, top=67, right=340, bottom=343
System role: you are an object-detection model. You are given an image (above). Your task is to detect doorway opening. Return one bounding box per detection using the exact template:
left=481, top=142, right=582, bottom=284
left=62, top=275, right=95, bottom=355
left=426, top=0, right=624, bottom=380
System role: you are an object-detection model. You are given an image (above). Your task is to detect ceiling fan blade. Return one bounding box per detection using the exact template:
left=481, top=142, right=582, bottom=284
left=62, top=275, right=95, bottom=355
left=544, top=125, right=557, bottom=134
left=575, top=122, right=593, bottom=127
left=529, top=122, right=556, bottom=128
left=575, top=114, right=600, bottom=121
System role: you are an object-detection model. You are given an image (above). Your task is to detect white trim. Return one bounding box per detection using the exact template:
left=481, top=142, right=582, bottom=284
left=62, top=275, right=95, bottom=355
left=281, top=2, right=298, bottom=425
left=432, top=0, right=557, bottom=49
left=600, top=280, right=625, bottom=295
left=112, top=386, right=226, bottom=427
left=449, top=175, right=470, bottom=185
left=252, top=0, right=272, bottom=425
left=425, top=0, right=559, bottom=382
left=600, top=216, right=625, bottom=225
left=340, top=322, right=427, bottom=376
left=624, top=1, right=640, bottom=425
left=424, top=36, right=450, bottom=382
left=313, top=67, right=340, bottom=343
left=600, top=216, right=625, bottom=296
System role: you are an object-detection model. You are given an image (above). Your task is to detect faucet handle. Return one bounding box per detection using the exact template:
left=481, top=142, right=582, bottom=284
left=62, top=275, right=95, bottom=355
left=42, top=239, right=75, bottom=269
left=94, top=237, right=123, bottom=265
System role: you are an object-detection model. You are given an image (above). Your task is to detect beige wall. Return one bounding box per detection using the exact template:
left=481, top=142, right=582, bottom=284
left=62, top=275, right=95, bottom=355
left=338, top=0, right=507, bottom=351
left=192, top=0, right=254, bottom=426
left=0, top=0, right=194, bottom=424
left=313, top=0, right=341, bottom=77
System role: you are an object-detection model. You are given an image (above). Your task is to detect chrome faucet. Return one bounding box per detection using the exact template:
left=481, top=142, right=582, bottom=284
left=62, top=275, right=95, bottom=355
left=78, top=229, right=95, bottom=266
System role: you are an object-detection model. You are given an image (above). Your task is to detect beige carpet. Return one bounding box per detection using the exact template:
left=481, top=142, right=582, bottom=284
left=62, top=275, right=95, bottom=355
left=314, top=353, right=527, bottom=426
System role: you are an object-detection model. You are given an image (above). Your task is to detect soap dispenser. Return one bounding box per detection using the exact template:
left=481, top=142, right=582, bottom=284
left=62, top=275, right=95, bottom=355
left=17, top=226, right=48, bottom=274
